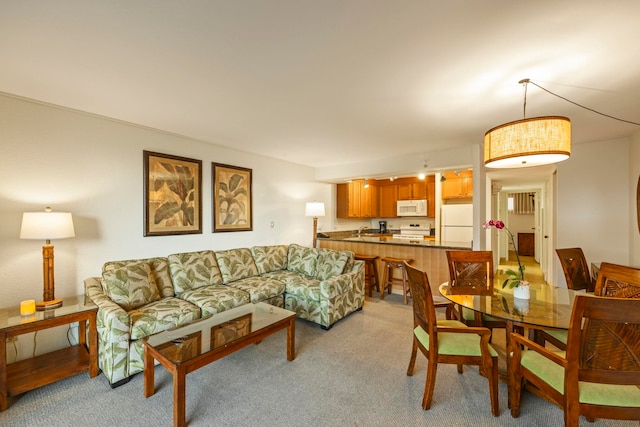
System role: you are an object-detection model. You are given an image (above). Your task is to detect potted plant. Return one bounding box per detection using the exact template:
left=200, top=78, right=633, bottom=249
left=483, top=219, right=530, bottom=299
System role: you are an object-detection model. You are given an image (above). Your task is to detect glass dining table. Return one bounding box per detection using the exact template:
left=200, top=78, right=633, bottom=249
left=438, top=281, right=587, bottom=383
left=438, top=281, right=584, bottom=332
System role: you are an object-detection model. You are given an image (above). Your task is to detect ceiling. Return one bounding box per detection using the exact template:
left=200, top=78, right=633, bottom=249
left=2, top=1, right=640, bottom=176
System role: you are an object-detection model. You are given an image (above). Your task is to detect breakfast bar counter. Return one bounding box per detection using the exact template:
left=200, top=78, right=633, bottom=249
left=318, top=233, right=472, bottom=296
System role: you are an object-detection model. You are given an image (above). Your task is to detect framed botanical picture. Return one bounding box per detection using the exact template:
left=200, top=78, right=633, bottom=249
left=144, top=150, right=202, bottom=236
left=212, top=162, right=253, bottom=232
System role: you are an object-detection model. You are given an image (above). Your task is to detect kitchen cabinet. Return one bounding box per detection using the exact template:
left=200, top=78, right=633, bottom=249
left=441, top=171, right=473, bottom=199
left=376, top=176, right=435, bottom=218
left=397, top=179, right=427, bottom=200
left=337, top=180, right=379, bottom=218
left=378, top=184, right=398, bottom=218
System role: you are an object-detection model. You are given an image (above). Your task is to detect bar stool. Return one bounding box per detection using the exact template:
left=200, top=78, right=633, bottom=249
left=355, top=254, right=380, bottom=297
left=380, top=257, right=413, bottom=304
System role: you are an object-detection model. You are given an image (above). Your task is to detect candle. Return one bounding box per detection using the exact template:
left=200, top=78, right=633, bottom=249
left=20, top=299, right=36, bottom=316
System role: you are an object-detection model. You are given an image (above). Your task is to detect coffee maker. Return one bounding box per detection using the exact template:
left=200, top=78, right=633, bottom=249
left=379, top=220, right=388, bottom=234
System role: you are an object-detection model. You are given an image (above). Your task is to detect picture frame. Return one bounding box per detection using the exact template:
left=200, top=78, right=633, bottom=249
left=212, top=163, right=253, bottom=232
left=144, top=150, right=202, bottom=236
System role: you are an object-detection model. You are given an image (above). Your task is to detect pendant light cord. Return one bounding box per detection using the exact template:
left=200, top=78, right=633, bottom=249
left=522, top=78, right=640, bottom=126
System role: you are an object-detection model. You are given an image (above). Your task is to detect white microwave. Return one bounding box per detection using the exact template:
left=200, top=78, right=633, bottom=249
left=397, top=199, right=428, bottom=217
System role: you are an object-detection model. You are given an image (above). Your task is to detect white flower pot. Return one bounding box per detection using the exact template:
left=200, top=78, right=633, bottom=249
left=513, top=297, right=530, bottom=314
left=513, top=283, right=530, bottom=300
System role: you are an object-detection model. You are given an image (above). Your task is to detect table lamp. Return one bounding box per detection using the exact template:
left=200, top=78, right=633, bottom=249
left=20, top=207, right=75, bottom=310
left=305, top=202, right=325, bottom=248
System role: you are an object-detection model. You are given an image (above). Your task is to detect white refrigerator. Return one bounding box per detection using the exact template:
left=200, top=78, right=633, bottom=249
left=441, top=204, right=473, bottom=243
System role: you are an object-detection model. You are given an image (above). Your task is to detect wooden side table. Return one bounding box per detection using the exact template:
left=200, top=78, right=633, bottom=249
left=0, top=295, right=98, bottom=411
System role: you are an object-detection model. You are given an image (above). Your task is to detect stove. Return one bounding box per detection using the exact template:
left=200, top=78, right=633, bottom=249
left=392, top=223, right=431, bottom=240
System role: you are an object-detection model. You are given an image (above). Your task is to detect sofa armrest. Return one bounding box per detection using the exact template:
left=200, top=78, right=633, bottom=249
left=320, top=260, right=365, bottom=299
left=84, top=277, right=131, bottom=343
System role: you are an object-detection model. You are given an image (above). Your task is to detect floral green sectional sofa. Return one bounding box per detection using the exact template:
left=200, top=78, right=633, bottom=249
left=84, top=244, right=364, bottom=387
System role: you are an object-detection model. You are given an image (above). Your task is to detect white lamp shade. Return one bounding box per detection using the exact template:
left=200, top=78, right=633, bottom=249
left=305, top=202, right=325, bottom=217
left=20, top=212, right=75, bottom=240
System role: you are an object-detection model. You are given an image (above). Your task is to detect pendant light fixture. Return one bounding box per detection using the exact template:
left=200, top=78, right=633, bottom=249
left=484, top=79, right=571, bottom=168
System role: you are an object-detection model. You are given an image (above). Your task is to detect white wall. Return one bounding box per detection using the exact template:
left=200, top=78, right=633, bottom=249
left=0, top=94, right=332, bottom=308
left=554, top=137, right=631, bottom=286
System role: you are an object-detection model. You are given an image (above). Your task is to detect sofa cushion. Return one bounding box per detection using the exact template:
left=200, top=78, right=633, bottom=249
left=287, top=244, right=319, bottom=277
left=149, top=257, right=176, bottom=298
left=283, top=276, right=322, bottom=302
left=179, top=285, right=251, bottom=318
left=227, top=276, right=286, bottom=303
left=215, top=248, right=259, bottom=283
left=168, top=251, right=223, bottom=294
left=251, top=245, right=289, bottom=274
left=102, top=261, right=160, bottom=311
left=316, top=249, right=350, bottom=281
left=128, top=297, right=201, bottom=340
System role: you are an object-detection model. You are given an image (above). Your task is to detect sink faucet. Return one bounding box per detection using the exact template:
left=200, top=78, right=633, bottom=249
left=357, top=226, right=367, bottom=237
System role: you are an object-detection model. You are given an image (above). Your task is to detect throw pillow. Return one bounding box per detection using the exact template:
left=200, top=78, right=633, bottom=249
left=102, top=261, right=160, bottom=311
left=316, top=250, right=349, bottom=281
left=287, top=244, right=319, bottom=277
left=251, top=245, right=289, bottom=274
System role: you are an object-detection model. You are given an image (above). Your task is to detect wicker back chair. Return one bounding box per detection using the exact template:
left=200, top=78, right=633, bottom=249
left=593, top=262, right=640, bottom=298
left=556, top=248, right=593, bottom=291
left=537, top=261, right=640, bottom=351
left=446, top=250, right=494, bottom=296
left=445, top=250, right=506, bottom=332
left=510, top=295, right=640, bottom=426
left=403, top=261, right=499, bottom=416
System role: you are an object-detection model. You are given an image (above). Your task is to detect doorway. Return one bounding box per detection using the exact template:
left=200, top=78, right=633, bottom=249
left=486, top=165, right=557, bottom=283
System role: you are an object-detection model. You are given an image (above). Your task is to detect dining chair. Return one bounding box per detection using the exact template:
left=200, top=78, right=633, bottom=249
left=446, top=250, right=505, bottom=332
left=537, top=247, right=594, bottom=350
left=593, top=261, right=640, bottom=298
left=404, top=262, right=499, bottom=416
left=555, top=248, right=594, bottom=292
left=509, top=295, right=640, bottom=426
left=538, top=261, right=640, bottom=350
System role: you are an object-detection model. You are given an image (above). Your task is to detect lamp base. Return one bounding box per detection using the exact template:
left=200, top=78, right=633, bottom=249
left=35, top=298, right=63, bottom=311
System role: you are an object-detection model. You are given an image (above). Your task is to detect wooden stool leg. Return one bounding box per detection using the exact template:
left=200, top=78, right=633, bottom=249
left=380, top=263, right=390, bottom=300
left=402, top=267, right=409, bottom=305
left=372, top=261, right=380, bottom=294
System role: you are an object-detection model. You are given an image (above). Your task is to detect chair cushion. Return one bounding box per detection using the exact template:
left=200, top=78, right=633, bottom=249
left=128, top=297, right=201, bottom=340
left=520, top=349, right=640, bottom=407
left=168, top=250, right=223, bottom=294
left=520, top=349, right=565, bottom=394
left=251, top=245, right=289, bottom=274
left=287, top=244, right=318, bottom=277
left=215, top=248, right=259, bottom=283
left=315, top=249, right=349, bottom=281
left=414, top=320, right=498, bottom=357
left=544, top=329, right=568, bottom=344
left=102, top=261, right=160, bottom=311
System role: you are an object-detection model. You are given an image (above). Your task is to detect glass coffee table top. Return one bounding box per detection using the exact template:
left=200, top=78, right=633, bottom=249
left=143, top=302, right=295, bottom=364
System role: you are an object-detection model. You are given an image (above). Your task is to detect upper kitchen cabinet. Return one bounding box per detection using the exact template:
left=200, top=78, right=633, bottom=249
left=441, top=170, right=473, bottom=200
left=397, top=178, right=427, bottom=200
left=377, top=176, right=435, bottom=218
left=378, top=183, right=398, bottom=218
left=337, top=179, right=379, bottom=218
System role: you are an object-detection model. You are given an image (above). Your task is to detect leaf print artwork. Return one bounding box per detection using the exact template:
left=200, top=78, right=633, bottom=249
left=144, top=151, right=202, bottom=236
left=213, top=163, right=253, bottom=232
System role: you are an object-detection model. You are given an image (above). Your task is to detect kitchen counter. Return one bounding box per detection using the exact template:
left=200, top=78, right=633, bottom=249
left=318, top=231, right=472, bottom=295
left=319, top=233, right=471, bottom=250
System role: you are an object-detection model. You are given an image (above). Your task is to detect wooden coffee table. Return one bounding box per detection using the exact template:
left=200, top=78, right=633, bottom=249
left=143, top=302, right=296, bottom=427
